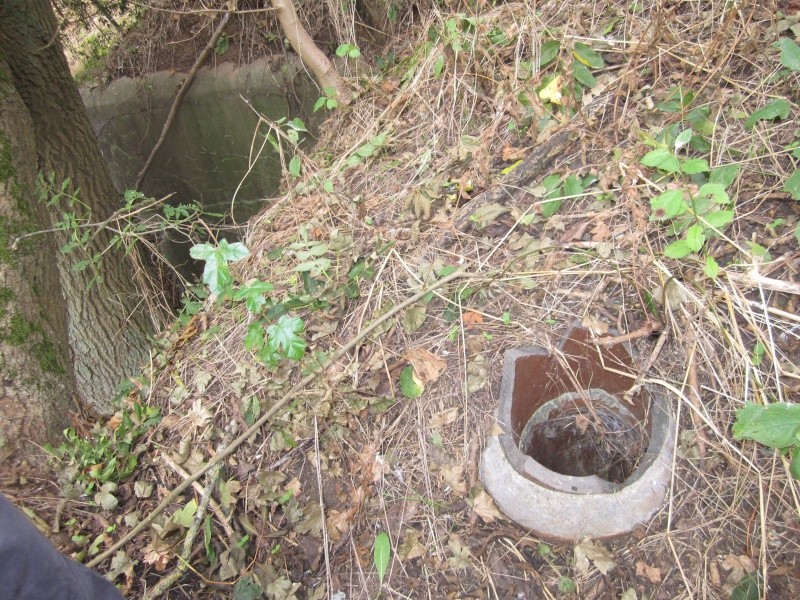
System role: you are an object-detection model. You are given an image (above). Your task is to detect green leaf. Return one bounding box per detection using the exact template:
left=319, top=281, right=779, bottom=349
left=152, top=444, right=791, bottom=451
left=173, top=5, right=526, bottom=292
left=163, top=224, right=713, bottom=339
left=731, top=572, right=761, bottom=600
left=244, top=321, right=264, bottom=351
left=681, top=158, right=709, bottom=175
left=266, top=315, right=306, bottom=361
left=218, top=239, right=249, bottom=262
left=214, top=35, right=230, bottom=56
left=313, top=97, right=326, bottom=113
left=697, top=183, right=729, bottom=204
left=573, top=42, right=605, bottom=68
left=641, top=148, right=681, bottom=173
left=709, top=164, right=740, bottom=188
left=288, top=156, right=301, bottom=178
left=399, top=366, right=424, bottom=398
left=752, top=341, right=766, bottom=367
left=172, top=499, right=198, bottom=527
left=790, top=450, right=800, bottom=480
left=538, top=40, right=560, bottom=68
left=685, top=224, right=706, bottom=252
left=733, top=402, right=800, bottom=449
left=784, top=168, right=800, bottom=200
left=233, top=575, right=264, bottom=600
left=650, top=189, right=687, bottom=220
left=745, top=99, right=791, bottom=130
left=373, top=531, right=391, bottom=585
left=571, top=60, right=597, bottom=87
left=704, top=255, right=719, bottom=278
left=233, top=281, right=275, bottom=313
left=242, top=396, right=260, bottom=426
left=664, top=239, right=693, bottom=258
left=702, top=210, right=734, bottom=229
left=559, top=577, right=577, bottom=593
left=774, top=37, right=800, bottom=71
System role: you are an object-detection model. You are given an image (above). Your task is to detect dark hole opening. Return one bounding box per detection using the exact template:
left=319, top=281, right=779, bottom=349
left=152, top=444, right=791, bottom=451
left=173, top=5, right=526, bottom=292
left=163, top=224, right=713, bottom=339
left=521, top=403, right=647, bottom=484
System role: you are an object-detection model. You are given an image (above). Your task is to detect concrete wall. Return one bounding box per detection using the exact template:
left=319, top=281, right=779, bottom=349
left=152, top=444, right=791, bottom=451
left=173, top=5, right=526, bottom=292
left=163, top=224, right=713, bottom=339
left=81, top=56, right=319, bottom=223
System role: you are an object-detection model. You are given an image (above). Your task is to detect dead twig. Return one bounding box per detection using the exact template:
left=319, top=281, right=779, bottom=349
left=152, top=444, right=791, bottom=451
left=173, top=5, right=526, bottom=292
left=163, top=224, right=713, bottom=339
left=134, top=12, right=232, bottom=190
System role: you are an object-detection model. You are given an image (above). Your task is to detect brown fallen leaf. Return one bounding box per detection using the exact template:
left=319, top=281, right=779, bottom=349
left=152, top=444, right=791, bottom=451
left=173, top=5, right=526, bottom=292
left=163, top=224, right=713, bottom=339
left=462, top=310, right=484, bottom=328
left=471, top=489, right=504, bottom=523
left=574, top=538, right=617, bottom=577
left=404, top=347, right=447, bottom=384
left=429, top=407, right=460, bottom=428
left=636, top=560, right=662, bottom=583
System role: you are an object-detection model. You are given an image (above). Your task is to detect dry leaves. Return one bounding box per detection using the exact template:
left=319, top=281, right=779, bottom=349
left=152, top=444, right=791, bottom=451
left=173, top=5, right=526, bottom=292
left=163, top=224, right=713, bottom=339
left=471, top=489, right=504, bottom=523
left=403, top=347, right=447, bottom=383
left=462, top=310, right=484, bottom=328
left=636, top=560, right=662, bottom=583
left=574, top=538, right=617, bottom=577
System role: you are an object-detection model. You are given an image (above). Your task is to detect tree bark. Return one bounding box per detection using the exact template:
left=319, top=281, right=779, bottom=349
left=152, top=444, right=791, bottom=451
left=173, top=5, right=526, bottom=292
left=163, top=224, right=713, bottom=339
left=0, top=0, right=151, bottom=417
left=271, top=0, right=352, bottom=105
left=0, top=57, right=74, bottom=449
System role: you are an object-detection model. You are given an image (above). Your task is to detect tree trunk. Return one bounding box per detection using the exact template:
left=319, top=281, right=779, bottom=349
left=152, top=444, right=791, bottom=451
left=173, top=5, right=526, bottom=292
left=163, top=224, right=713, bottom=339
left=0, top=57, right=74, bottom=450
left=0, top=0, right=151, bottom=417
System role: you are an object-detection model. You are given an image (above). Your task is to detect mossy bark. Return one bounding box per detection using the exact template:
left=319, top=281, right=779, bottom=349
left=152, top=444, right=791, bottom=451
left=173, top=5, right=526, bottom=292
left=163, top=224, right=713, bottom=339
left=0, top=0, right=152, bottom=419
left=0, top=57, right=73, bottom=450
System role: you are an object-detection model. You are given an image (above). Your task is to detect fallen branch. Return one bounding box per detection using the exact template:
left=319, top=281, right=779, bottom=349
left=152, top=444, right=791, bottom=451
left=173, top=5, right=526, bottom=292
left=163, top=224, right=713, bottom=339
left=143, top=442, right=225, bottom=600
left=134, top=12, right=232, bottom=190
left=89, top=265, right=478, bottom=568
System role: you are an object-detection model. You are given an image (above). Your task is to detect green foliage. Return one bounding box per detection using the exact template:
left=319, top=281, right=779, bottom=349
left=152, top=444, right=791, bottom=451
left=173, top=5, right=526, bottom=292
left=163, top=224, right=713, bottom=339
left=399, top=366, right=424, bottom=398
left=335, top=43, right=361, bottom=58
left=189, top=239, right=249, bottom=296
left=745, top=98, right=791, bottom=131
left=733, top=402, right=800, bottom=450
left=346, top=132, right=388, bottom=169
left=214, top=34, right=230, bottom=56
left=44, top=402, right=161, bottom=496
left=373, top=531, right=391, bottom=585
left=774, top=37, right=800, bottom=71
left=641, top=127, right=739, bottom=262
left=313, top=86, right=340, bottom=113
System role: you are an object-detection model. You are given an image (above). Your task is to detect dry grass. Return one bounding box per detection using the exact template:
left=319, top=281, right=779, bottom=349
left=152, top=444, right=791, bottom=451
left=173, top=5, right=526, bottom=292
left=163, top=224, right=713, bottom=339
left=17, top=0, right=800, bottom=598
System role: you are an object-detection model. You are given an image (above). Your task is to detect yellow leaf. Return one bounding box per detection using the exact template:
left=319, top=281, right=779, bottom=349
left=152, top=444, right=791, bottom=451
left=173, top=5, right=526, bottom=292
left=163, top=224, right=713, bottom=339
left=539, top=75, right=563, bottom=105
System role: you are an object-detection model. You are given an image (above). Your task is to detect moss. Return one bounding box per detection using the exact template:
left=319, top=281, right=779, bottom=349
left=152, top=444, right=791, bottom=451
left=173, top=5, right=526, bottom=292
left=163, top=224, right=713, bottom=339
left=1, top=311, right=64, bottom=374
left=0, top=286, right=14, bottom=318
left=34, top=338, right=65, bottom=375
left=0, top=133, right=14, bottom=183
left=7, top=313, right=35, bottom=344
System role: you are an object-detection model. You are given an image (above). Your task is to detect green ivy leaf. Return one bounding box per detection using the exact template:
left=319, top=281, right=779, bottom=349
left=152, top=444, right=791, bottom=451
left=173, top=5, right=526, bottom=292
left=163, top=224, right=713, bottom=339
left=172, top=499, right=198, bottom=527
left=244, top=321, right=264, bottom=351
left=784, top=168, right=800, bottom=200
left=745, top=98, right=791, bottom=131
left=373, top=531, right=391, bottom=585
left=733, top=402, right=800, bottom=449
left=233, top=280, right=275, bottom=313
left=664, top=239, right=693, bottom=258
left=266, top=315, right=306, bottom=361
left=399, top=365, right=424, bottom=398
left=774, top=37, right=800, bottom=71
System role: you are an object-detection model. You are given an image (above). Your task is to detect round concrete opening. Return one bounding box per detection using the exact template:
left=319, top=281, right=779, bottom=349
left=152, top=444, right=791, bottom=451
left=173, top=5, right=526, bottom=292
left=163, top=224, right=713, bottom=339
left=480, top=325, right=675, bottom=540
